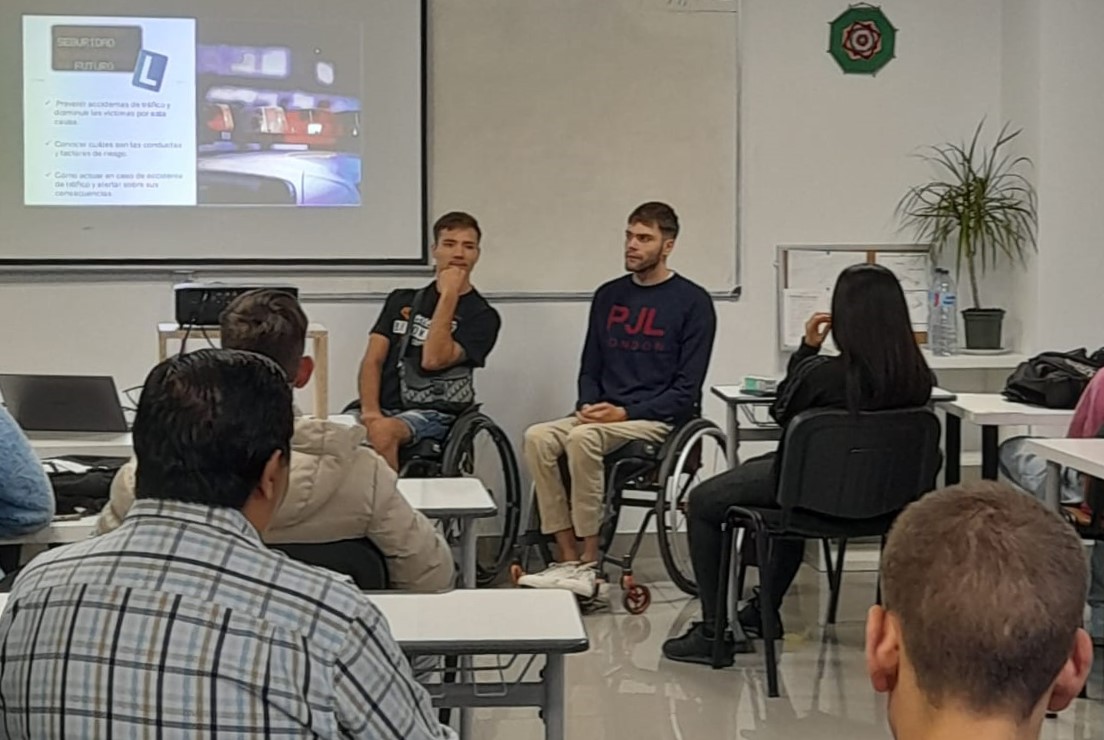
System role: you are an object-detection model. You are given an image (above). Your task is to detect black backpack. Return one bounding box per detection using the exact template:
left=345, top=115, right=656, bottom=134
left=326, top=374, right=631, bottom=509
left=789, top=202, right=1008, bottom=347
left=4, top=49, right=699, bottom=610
left=1003, top=349, right=1104, bottom=409
left=41, top=455, right=129, bottom=516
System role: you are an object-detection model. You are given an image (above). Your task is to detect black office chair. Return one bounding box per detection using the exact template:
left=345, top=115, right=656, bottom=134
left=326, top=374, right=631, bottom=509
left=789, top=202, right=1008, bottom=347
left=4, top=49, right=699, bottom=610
left=272, top=537, right=391, bottom=591
left=713, top=407, right=942, bottom=697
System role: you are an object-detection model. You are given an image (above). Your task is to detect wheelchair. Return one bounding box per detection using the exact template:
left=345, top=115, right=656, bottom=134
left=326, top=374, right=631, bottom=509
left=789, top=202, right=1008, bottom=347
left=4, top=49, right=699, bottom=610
left=342, top=401, right=523, bottom=587
left=514, top=417, right=727, bottom=614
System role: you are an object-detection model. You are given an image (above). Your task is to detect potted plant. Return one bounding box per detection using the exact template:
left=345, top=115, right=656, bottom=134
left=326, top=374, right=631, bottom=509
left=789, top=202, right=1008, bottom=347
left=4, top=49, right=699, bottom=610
left=897, top=121, right=1038, bottom=350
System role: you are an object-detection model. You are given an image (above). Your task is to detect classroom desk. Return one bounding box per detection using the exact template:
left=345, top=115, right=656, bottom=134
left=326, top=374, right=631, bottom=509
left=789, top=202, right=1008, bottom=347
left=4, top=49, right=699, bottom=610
left=158, top=322, right=329, bottom=417
left=1023, top=438, right=1104, bottom=511
left=0, top=589, right=588, bottom=740
left=27, top=432, right=133, bottom=460
left=396, top=478, right=497, bottom=589
left=711, top=385, right=957, bottom=468
left=938, top=394, right=1074, bottom=484
left=26, top=414, right=356, bottom=461
left=371, top=589, right=589, bottom=740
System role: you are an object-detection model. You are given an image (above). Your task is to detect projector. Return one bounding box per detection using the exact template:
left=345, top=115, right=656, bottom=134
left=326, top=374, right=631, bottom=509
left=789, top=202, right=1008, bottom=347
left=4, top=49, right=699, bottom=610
left=174, top=283, right=300, bottom=327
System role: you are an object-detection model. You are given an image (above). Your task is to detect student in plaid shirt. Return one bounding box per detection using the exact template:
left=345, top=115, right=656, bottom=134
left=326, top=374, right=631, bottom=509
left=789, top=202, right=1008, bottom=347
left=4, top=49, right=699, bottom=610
left=0, top=349, right=454, bottom=739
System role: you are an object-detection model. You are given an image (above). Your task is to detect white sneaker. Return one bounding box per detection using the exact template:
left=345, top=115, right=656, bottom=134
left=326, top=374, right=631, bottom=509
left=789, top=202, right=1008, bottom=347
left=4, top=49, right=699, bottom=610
left=517, top=561, right=581, bottom=590
left=558, top=562, right=606, bottom=600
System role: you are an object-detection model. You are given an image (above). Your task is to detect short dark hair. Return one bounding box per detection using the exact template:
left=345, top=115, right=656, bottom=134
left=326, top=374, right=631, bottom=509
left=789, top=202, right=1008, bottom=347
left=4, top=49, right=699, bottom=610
left=133, top=349, right=294, bottom=510
left=219, top=289, right=307, bottom=379
left=882, top=482, right=1087, bottom=719
left=628, top=202, right=679, bottom=240
left=433, top=211, right=482, bottom=243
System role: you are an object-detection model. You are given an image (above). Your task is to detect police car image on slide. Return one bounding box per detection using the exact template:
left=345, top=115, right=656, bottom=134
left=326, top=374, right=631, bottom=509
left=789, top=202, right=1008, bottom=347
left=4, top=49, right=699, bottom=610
left=196, top=151, right=361, bottom=206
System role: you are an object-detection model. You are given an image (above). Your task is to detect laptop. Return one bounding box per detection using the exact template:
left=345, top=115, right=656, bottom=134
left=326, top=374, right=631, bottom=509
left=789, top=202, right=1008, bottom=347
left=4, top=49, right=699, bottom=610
left=0, top=374, right=128, bottom=433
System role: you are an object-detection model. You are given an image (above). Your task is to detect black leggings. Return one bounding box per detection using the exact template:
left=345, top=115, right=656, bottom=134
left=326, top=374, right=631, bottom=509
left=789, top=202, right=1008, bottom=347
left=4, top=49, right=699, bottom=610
left=687, top=454, right=804, bottom=632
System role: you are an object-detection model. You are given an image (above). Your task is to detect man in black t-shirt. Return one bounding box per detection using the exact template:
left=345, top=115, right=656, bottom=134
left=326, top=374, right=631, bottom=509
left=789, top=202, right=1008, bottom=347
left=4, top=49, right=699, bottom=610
left=357, top=212, right=501, bottom=471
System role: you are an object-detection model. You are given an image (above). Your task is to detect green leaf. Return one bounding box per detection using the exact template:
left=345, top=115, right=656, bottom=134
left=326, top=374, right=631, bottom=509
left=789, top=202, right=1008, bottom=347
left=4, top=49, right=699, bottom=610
left=895, top=120, right=1037, bottom=308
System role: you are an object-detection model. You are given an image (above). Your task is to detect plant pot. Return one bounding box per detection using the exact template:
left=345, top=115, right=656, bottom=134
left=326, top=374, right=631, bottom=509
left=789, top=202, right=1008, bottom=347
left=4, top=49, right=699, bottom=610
left=962, top=308, right=1005, bottom=350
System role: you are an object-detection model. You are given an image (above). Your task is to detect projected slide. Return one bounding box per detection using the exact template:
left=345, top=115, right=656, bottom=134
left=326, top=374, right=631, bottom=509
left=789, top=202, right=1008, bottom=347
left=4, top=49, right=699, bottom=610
left=23, top=15, right=363, bottom=207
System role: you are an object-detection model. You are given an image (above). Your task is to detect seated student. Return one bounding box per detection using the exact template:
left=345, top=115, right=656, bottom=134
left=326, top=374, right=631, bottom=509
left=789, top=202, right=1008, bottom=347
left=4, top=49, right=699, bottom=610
left=520, top=202, right=716, bottom=598
left=357, top=211, right=502, bottom=471
left=0, top=349, right=454, bottom=738
left=663, top=263, right=933, bottom=665
left=0, top=406, right=54, bottom=539
left=868, top=482, right=1092, bottom=740
left=98, top=289, right=453, bottom=592
left=999, top=367, right=1104, bottom=640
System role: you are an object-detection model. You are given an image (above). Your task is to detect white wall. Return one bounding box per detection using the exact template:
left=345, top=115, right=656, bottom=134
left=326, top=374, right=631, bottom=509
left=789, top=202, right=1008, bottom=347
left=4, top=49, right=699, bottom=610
left=1030, top=0, right=1104, bottom=349
left=2, top=0, right=1013, bottom=454
left=1001, top=0, right=1041, bottom=351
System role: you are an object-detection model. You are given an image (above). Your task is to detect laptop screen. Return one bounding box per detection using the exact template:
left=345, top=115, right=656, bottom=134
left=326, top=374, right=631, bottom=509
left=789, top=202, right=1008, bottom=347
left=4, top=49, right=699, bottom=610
left=0, top=375, right=128, bottom=433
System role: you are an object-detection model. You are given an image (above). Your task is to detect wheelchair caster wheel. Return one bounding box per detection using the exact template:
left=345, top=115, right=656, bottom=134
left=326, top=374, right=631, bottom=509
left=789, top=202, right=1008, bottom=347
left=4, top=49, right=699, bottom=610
left=622, top=583, right=651, bottom=615
left=510, top=564, right=524, bottom=586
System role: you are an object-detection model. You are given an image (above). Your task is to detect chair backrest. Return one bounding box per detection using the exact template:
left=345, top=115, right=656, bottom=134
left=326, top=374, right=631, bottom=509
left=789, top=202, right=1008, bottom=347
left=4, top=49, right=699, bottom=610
left=271, top=538, right=391, bottom=590
left=776, top=407, right=942, bottom=521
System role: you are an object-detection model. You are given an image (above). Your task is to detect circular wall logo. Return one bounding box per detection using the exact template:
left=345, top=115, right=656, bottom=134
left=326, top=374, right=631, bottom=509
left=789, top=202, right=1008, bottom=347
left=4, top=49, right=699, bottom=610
left=829, top=4, right=896, bottom=75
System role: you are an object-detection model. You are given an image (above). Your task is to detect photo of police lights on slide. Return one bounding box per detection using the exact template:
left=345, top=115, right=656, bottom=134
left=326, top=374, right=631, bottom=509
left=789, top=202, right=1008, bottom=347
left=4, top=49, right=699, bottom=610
left=24, top=15, right=364, bottom=207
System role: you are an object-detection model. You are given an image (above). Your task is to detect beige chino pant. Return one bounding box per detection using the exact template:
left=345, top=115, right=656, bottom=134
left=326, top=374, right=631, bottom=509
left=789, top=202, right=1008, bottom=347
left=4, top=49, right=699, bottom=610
left=523, top=417, right=671, bottom=538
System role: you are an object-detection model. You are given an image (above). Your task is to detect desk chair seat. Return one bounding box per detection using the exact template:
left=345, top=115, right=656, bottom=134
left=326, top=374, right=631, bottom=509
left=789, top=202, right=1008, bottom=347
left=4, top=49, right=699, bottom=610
left=604, top=438, right=663, bottom=464
left=401, top=438, right=445, bottom=464
left=714, top=407, right=941, bottom=698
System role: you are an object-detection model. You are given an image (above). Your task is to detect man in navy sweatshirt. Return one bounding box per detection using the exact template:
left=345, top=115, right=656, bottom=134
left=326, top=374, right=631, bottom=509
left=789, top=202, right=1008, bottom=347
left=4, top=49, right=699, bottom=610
left=520, top=202, right=716, bottom=598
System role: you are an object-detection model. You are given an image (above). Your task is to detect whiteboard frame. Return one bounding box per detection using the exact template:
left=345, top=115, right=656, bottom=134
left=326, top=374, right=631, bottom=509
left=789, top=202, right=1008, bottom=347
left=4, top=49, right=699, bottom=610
left=776, top=243, right=931, bottom=351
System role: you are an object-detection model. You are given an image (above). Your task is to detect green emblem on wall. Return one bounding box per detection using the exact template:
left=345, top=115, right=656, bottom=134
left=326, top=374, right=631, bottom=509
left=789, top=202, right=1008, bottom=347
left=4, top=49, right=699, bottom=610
left=829, top=4, right=897, bottom=75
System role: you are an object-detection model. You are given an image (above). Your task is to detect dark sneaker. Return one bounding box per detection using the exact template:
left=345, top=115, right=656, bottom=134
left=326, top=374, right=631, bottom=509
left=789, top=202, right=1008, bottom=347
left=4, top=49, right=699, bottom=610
left=738, top=595, right=784, bottom=640
left=662, top=622, right=751, bottom=667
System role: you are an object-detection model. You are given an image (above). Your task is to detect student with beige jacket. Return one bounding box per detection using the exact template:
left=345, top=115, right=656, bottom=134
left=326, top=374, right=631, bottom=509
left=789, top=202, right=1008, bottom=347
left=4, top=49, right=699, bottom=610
left=96, top=289, right=454, bottom=592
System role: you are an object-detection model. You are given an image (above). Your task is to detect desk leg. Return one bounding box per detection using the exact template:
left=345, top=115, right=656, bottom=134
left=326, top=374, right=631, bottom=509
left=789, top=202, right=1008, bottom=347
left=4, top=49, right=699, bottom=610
left=460, top=704, right=473, bottom=739
left=457, top=519, right=478, bottom=738
left=1044, top=460, right=1062, bottom=511
left=945, top=414, right=961, bottom=485
left=981, top=425, right=999, bottom=481
left=544, top=653, right=565, bottom=740
left=459, top=519, right=477, bottom=589
left=726, top=404, right=739, bottom=469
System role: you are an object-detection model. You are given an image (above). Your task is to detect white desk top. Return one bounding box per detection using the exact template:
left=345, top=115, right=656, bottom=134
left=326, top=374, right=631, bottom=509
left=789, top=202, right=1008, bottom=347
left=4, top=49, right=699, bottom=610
left=370, top=589, right=589, bottom=654
left=27, top=417, right=350, bottom=464
left=0, top=588, right=590, bottom=655
left=1023, top=439, right=1104, bottom=480
left=939, top=393, right=1075, bottom=427
left=711, top=385, right=956, bottom=405
left=159, top=322, right=328, bottom=336
left=27, top=432, right=134, bottom=461
left=0, top=516, right=98, bottom=546
left=396, top=478, right=497, bottom=519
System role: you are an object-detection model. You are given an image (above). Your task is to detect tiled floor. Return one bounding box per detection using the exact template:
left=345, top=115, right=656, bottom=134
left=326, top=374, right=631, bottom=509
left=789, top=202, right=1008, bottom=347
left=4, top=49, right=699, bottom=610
left=464, top=558, right=1104, bottom=739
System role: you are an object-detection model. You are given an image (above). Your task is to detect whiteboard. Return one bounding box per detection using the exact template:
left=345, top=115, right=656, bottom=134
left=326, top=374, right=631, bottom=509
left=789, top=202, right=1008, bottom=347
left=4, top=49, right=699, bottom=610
left=777, top=244, right=931, bottom=351
left=430, top=0, right=739, bottom=293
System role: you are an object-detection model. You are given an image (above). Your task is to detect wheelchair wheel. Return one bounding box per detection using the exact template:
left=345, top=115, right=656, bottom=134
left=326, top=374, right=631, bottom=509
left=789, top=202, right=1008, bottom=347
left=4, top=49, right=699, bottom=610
left=441, top=413, right=522, bottom=587
left=656, top=419, right=727, bottom=595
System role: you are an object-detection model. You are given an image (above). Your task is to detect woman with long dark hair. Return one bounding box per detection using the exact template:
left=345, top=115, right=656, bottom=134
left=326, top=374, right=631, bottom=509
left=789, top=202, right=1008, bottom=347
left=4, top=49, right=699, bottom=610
left=663, top=263, right=933, bottom=666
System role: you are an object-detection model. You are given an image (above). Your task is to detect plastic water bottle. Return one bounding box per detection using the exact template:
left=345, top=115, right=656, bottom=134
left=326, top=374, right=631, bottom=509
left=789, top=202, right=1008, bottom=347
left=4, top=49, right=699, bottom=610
left=929, top=268, right=958, bottom=356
